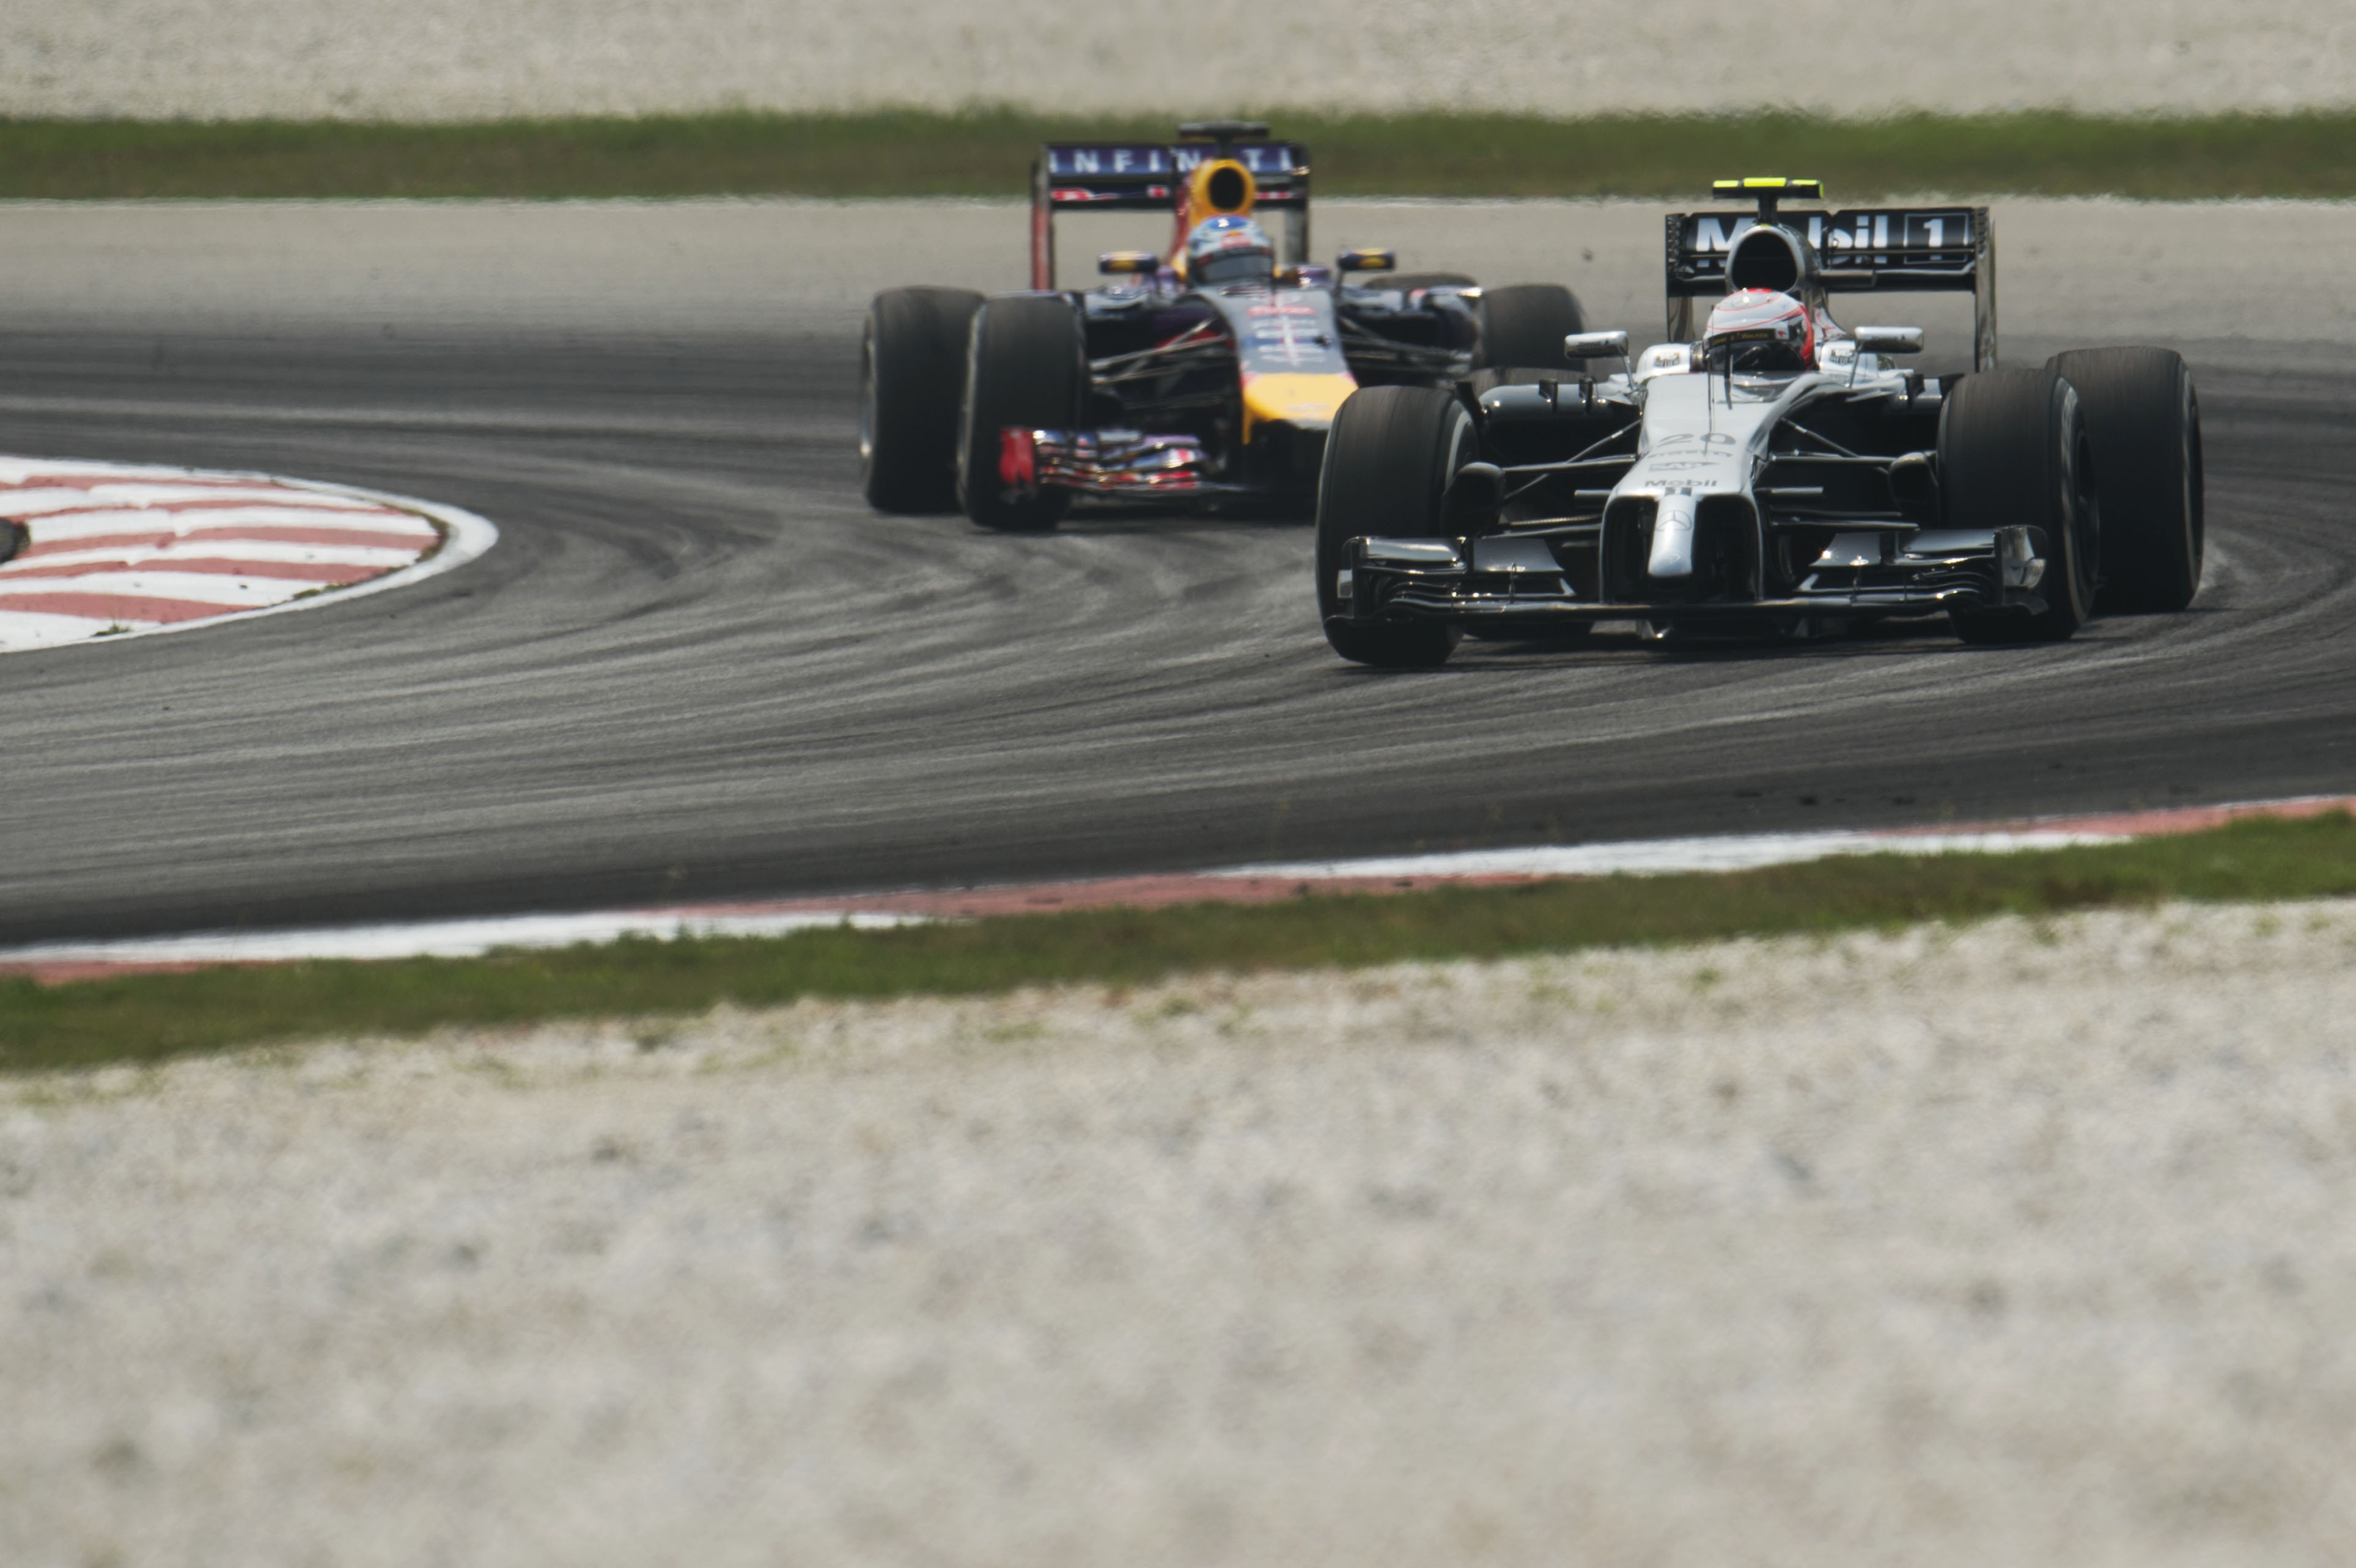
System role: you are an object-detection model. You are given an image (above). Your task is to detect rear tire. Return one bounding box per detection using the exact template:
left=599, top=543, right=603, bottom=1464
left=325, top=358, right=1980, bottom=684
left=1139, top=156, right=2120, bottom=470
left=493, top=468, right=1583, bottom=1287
left=2047, top=347, right=2203, bottom=613
left=1314, top=385, right=1473, bottom=669
left=1942, top=367, right=2100, bottom=644
left=958, top=295, right=1086, bottom=533
left=861, top=287, right=982, bottom=513
left=1478, top=284, right=1586, bottom=379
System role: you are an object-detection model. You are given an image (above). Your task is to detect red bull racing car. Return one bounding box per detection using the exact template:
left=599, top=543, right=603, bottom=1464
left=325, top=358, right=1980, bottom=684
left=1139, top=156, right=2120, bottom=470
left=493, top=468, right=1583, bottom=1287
left=1315, top=177, right=2205, bottom=664
left=859, top=121, right=1585, bottom=529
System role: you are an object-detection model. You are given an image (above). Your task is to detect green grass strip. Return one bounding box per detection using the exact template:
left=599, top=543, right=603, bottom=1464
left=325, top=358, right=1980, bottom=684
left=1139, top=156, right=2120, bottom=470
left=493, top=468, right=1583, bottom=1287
left=7, top=811, right=2355, bottom=1077
left=4, top=109, right=2356, bottom=201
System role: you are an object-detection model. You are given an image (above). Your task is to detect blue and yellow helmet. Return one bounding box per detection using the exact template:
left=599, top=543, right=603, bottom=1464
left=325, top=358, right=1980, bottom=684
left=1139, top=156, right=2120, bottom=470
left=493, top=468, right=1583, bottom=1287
left=1185, top=215, right=1275, bottom=287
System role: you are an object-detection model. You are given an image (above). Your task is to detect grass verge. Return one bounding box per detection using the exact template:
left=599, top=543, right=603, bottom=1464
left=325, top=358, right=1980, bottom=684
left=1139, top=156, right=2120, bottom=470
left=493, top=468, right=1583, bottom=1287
left=7, top=812, right=2356, bottom=1077
left=4, top=109, right=2356, bottom=201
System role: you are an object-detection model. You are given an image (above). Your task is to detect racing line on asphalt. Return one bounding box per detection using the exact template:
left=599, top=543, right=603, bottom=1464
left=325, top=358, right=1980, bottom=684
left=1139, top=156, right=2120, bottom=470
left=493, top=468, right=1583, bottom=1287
left=0, top=321, right=2351, bottom=950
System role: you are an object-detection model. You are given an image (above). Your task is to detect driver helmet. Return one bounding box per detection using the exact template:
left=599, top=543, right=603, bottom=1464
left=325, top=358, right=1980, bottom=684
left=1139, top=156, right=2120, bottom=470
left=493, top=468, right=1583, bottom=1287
left=1704, top=288, right=1815, bottom=372
left=1185, top=215, right=1276, bottom=287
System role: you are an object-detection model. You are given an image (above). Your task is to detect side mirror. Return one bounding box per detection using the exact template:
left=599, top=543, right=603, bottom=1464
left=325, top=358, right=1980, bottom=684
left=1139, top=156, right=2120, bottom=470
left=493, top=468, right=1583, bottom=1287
left=1336, top=248, right=1396, bottom=274
left=1564, top=330, right=1630, bottom=360
left=1098, top=251, right=1158, bottom=276
left=1852, top=326, right=1924, bottom=355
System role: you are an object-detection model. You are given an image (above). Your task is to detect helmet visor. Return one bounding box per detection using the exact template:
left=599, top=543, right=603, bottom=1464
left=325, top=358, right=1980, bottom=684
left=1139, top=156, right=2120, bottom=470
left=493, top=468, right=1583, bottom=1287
left=1195, top=248, right=1273, bottom=285
left=1718, top=339, right=1808, bottom=373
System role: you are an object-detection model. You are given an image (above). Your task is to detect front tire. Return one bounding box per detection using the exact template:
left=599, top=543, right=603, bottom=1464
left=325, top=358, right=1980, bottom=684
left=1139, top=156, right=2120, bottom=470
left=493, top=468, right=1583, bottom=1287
left=1942, top=367, right=2100, bottom=644
left=1314, top=385, right=1473, bottom=668
left=1478, top=284, right=1586, bottom=380
left=2047, top=347, right=2203, bottom=613
left=861, top=287, right=983, bottom=513
left=958, top=295, right=1086, bottom=533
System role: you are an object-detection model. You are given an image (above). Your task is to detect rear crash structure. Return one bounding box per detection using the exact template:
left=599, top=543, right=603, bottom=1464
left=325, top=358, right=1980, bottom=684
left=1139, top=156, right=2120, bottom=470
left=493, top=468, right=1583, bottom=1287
left=1316, top=180, right=2205, bottom=666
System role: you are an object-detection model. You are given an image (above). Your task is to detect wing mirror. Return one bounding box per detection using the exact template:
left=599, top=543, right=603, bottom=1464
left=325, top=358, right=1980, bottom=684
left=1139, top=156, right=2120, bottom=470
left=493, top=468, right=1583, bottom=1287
left=1852, top=326, right=1925, bottom=355
left=1565, top=329, right=1632, bottom=375
left=1336, top=248, right=1396, bottom=274
left=1564, top=330, right=1630, bottom=361
left=1098, top=251, right=1158, bottom=276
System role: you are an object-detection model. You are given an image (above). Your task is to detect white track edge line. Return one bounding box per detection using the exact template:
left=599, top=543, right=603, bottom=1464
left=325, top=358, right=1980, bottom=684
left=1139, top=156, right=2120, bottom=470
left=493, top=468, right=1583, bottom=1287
left=2, top=911, right=924, bottom=967
left=1213, top=830, right=2130, bottom=882
left=0, top=822, right=2221, bottom=971
left=1212, top=791, right=2356, bottom=882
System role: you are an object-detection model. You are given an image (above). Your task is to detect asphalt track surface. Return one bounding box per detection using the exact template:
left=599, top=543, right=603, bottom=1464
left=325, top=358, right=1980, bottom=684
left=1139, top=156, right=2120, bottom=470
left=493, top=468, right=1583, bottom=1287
left=2, top=203, right=2352, bottom=945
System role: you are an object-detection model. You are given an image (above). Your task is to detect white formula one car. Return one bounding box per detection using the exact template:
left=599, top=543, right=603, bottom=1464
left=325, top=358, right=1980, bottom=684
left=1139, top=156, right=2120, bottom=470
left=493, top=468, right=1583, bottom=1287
left=1315, top=178, right=2204, bottom=666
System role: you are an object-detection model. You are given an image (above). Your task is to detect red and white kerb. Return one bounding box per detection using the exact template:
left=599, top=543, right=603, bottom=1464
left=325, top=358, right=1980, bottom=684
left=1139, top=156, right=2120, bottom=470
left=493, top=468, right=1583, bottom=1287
left=0, top=458, right=446, bottom=650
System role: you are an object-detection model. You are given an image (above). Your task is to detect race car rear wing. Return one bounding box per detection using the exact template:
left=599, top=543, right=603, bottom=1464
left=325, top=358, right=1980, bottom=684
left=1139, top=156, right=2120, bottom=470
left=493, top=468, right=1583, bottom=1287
left=1663, top=205, right=1997, bottom=370
left=1030, top=123, right=1311, bottom=290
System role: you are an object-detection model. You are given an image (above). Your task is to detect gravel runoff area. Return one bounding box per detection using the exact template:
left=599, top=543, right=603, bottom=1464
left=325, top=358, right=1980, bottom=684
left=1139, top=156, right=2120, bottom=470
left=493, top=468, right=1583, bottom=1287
left=7, top=901, right=2355, bottom=1566
left=4, top=0, right=2354, bottom=120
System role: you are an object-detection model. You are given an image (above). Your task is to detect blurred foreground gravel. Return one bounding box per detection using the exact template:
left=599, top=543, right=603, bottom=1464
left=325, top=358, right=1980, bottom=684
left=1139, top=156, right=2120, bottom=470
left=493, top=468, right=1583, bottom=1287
left=6, top=900, right=2355, bottom=1566
left=6, top=0, right=2349, bottom=119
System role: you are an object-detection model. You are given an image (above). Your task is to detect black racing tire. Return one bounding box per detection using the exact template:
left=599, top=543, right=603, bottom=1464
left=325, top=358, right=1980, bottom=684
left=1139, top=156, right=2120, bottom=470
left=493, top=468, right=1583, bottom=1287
left=2046, top=346, right=2203, bottom=614
left=861, top=287, right=983, bottom=513
left=1477, top=284, right=1586, bottom=378
left=1314, top=385, right=1473, bottom=669
left=957, top=295, right=1086, bottom=532
left=1942, top=367, right=2100, bottom=644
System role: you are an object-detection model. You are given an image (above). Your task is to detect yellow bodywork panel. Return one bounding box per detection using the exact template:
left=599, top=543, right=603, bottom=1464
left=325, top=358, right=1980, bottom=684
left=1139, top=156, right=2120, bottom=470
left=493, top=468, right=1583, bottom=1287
left=1186, top=159, right=1256, bottom=221
left=1240, top=372, right=1356, bottom=443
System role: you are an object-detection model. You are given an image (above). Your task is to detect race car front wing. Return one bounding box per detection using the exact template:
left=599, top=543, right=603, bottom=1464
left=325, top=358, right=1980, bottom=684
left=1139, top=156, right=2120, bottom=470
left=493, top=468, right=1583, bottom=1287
left=999, top=427, right=1243, bottom=498
left=1336, top=523, right=2053, bottom=627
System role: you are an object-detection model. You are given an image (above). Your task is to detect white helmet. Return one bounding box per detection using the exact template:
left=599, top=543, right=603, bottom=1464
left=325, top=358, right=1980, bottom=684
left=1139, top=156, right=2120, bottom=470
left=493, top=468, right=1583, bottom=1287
left=1704, top=289, right=1814, bottom=372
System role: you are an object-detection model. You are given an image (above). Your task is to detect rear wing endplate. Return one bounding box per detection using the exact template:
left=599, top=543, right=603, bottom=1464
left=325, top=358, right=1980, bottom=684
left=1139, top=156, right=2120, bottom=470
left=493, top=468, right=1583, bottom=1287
left=1663, top=205, right=1997, bottom=370
left=1029, top=138, right=1310, bottom=290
